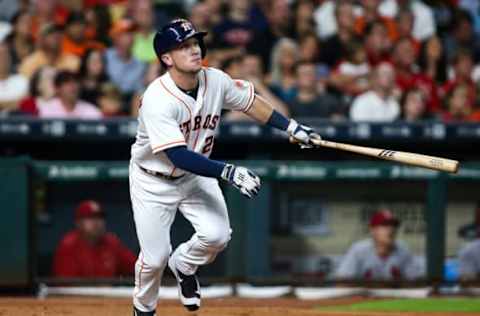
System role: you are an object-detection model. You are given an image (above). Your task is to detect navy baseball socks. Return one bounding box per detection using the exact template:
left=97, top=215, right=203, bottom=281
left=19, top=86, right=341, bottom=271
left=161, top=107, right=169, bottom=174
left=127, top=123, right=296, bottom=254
left=133, top=306, right=156, bottom=316
left=168, top=257, right=201, bottom=311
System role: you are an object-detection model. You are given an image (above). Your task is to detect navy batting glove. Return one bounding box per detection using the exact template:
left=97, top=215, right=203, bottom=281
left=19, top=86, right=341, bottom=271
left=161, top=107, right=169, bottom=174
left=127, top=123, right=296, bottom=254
left=221, top=164, right=261, bottom=198
left=287, top=119, right=321, bottom=149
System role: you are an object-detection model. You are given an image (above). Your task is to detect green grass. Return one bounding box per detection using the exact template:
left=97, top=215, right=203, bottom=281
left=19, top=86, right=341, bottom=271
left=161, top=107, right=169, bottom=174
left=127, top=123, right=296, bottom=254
left=318, top=298, right=480, bottom=313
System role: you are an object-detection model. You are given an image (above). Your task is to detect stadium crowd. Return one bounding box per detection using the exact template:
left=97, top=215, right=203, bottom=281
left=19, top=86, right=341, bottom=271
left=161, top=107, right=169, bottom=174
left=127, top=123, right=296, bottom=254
left=0, top=0, right=479, bottom=122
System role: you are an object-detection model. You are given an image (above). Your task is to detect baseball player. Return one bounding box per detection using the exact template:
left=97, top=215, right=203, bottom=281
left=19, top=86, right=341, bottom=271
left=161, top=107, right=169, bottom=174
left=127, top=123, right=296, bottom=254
left=129, top=19, right=320, bottom=316
left=458, top=239, right=480, bottom=281
left=335, top=209, right=421, bottom=281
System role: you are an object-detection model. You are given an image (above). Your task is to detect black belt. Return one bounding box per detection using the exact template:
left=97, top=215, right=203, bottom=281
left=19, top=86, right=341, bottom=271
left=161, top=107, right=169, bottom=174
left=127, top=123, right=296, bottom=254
left=139, top=166, right=185, bottom=180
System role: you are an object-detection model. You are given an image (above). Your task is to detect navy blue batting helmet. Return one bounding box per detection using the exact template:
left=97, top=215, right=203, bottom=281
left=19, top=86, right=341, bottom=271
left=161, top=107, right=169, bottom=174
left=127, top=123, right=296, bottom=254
left=153, top=19, right=207, bottom=62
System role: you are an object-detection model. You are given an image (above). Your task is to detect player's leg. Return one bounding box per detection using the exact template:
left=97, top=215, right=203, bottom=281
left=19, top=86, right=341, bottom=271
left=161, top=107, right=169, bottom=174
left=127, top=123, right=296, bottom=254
left=129, top=163, right=179, bottom=313
left=167, top=176, right=231, bottom=310
left=174, top=176, right=231, bottom=274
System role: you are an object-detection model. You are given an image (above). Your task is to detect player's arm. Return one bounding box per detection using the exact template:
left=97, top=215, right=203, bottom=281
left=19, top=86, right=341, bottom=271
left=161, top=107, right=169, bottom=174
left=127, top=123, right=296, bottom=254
left=246, top=94, right=320, bottom=148
left=164, top=146, right=260, bottom=199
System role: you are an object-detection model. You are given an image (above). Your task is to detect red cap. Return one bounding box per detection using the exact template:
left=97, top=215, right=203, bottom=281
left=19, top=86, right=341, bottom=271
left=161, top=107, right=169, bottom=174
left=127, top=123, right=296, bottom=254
left=75, top=200, right=104, bottom=220
left=369, top=209, right=400, bottom=227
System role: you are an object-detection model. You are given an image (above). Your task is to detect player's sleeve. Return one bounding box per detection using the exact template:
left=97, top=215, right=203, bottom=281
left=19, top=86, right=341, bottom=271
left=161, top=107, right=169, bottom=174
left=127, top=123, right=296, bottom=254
left=110, top=235, right=137, bottom=276
left=335, top=243, right=360, bottom=280
left=458, top=243, right=479, bottom=279
left=220, top=70, right=255, bottom=112
left=141, top=95, right=186, bottom=154
left=400, top=246, right=422, bottom=280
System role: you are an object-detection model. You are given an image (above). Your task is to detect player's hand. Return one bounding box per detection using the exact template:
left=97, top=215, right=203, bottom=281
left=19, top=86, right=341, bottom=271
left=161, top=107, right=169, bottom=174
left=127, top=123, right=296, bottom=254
left=287, top=119, right=321, bottom=149
left=221, top=164, right=261, bottom=199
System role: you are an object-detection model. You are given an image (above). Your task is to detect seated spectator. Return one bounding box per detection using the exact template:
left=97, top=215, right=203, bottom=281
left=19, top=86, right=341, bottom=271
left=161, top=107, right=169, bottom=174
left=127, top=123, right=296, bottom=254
left=320, top=1, right=359, bottom=67
left=329, top=40, right=370, bottom=99
left=364, top=21, right=392, bottom=66
left=443, top=9, right=480, bottom=64
left=0, top=41, right=28, bottom=114
left=290, top=61, right=344, bottom=120
left=223, top=54, right=289, bottom=121
left=267, top=38, right=299, bottom=103
left=97, top=83, right=123, bottom=117
left=19, top=23, right=80, bottom=78
left=18, top=66, right=56, bottom=116
left=350, top=62, right=400, bottom=122
left=418, top=36, right=447, bottom=86
left=53, top=200, right=136, bottom=278
left=313, top=0, right=337, bottom=40
left=79, top=49, right=109, bottom=105
left=440, top=49, right=476, bottom=108
left=335, top=209, right=419, bottom=281
left=30, top=0, right=69, bottom=41
left=38, top=70, right=102, bottom=119
left=61, top=12, right=104, bottom=58
left=293, top=0, right=316, bottom=40
left=105, top=18, right=146, bottom=101
left=393, top=37, right=439, bottom=112
left=458, top=237, right=480, bottom=281
left=392, top=7, right=419, bottom=53
left=298, top=33, right=321, bottom=64
left=442, top=84, right=480, bottom=122
left=5, top=10, right=33, bottom=72
left=400, top=88, right=429, bottom=122
left=131, top=0, right=156, bottom=63
left=354, top=0, right=397, bottom=42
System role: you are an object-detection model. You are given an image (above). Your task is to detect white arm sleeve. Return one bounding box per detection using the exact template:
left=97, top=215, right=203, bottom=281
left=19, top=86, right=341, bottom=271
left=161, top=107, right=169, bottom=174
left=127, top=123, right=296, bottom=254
left=335, top=245, right=360, bottom=279
left=221, top=71, right=255, bottom=112
left=141, top=95, right=186, bottom=154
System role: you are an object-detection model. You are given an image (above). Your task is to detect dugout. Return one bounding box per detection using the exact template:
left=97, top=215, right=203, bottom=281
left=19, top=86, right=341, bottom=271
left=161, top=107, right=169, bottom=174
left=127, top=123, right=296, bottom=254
left=1, top=158, right=480, bottom=291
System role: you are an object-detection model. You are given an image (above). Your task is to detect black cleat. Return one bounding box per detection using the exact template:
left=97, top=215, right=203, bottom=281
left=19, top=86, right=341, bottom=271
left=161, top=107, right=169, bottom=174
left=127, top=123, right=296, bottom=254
left=168, top=257, right=201, bottom=311
left=133, top=306, right=156, bottom=316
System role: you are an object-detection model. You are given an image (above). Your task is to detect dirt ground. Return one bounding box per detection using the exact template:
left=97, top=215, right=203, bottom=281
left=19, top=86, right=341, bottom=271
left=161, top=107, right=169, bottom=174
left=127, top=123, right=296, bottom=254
left=0, top=296, right=478, bottom=316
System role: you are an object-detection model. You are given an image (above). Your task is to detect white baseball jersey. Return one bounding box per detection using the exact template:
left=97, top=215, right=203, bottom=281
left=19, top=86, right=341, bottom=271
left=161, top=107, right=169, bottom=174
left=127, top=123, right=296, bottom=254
left=335, top=238, right=421, bottom=281
left=458, top=239, right=480, bottom=278
left=131, top=67, right=254, bottom=176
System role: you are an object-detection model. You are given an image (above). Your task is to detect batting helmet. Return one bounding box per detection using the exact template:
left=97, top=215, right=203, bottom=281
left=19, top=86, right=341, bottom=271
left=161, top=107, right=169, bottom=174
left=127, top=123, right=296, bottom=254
left=153, top=19, right=207, bottom=63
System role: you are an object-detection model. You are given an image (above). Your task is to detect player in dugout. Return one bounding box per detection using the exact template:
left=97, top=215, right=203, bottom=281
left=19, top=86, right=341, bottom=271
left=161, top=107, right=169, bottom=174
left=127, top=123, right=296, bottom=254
left=53, top=200, right=136, bottom=278
left=335, top=209, right=421, bottom=281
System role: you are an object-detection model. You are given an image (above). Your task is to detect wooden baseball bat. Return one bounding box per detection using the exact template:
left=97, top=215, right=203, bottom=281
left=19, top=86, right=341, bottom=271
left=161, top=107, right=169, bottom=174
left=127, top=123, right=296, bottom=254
left=310, top=138, right=459, bottom=173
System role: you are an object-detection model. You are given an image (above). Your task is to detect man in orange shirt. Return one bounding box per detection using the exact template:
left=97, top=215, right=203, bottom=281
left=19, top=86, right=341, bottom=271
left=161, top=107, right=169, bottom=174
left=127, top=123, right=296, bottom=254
left=53, top=200, right=136, bottom=278
left=62, top=12, right=104, bottom=58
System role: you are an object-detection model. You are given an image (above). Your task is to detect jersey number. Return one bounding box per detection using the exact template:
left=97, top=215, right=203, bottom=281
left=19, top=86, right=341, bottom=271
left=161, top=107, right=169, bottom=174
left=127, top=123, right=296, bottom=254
left=202, top=136, right=214, bottom=154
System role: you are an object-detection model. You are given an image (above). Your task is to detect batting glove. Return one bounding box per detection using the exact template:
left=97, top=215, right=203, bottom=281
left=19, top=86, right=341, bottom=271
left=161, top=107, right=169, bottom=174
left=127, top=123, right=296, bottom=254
left=287, top=119, right=321, bottom=149
left=221, top=164, right=261, bottom=199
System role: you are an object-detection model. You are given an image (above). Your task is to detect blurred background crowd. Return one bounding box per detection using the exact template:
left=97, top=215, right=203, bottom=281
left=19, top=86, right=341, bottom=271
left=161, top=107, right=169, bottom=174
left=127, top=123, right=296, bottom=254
left=0, top=0, right=479, bottom=122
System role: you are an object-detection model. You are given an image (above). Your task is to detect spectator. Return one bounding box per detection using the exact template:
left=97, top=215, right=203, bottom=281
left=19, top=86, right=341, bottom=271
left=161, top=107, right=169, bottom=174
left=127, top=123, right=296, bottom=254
left=97, top=83, right=123, bottom=117
left=355, top=0, right=397, bottom=42
left=350, top=62, right=400, bottom=122
left=224, top=54, right=289, bottom=121
left=38, top=70, right=102, bottom=119
left=443, top=10, right=480, bottom=64
left=212, top=0, right=256, bottom=49
left=335, top=209, right=420, bottom=281
left=418, top=36, right=447, bottom=85
left=393, top=8, right=419, bottom=52
left=189, top=2, right=214, bottom=47
left=397, top=0, right=436, bottom=42
left=268, top=38, right=299, bottom=103
left=5, top=11, right=34, bottom=72
left=400, top=88, right=429, bottom=121
left=313, top=0, right=338, bottom=40
left=298, top=33, right=321, bottom=64
left=131, top=0, right=156, bottom=63
left=441, top=49, right=476, bottom=107
left=290, top=61, right=344, bottom=120
left=293, top=0, right=316, bottom=40
left=458, top=237, right=480, bottom=281
left=79, top=49, right=109, bottom=105
left=442, top=84, right=479, bottom=122
left=61, top=12, right=104, bottom=58
left=459, top=0, right=480, bottom=35
left=53, top=200, right=136, bottom=278
left=84, top=4, right=112, bottom=46
left=329, top=40, right=370, bottom=98
left=0, top=42, right=28, bottom=114
left=364, top=21, right=391, bottom=66
left=105, top=18, right=146, bottom=101
left=19, top=23, right=80, bottom=78
left=30, top=0, right=69, bottom=41
left=320, top=1, right=360, bottom=67
left=247, top=0, right=292, bottom=73
left=18, top=66, right=56, bottom=116
left=393, top=37, right=439, bottom=112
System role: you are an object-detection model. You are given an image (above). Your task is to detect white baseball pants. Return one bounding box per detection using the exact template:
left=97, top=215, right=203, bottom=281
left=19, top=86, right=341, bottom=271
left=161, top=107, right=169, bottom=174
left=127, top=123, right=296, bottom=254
left=129, top=162, right=231, bottom=312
